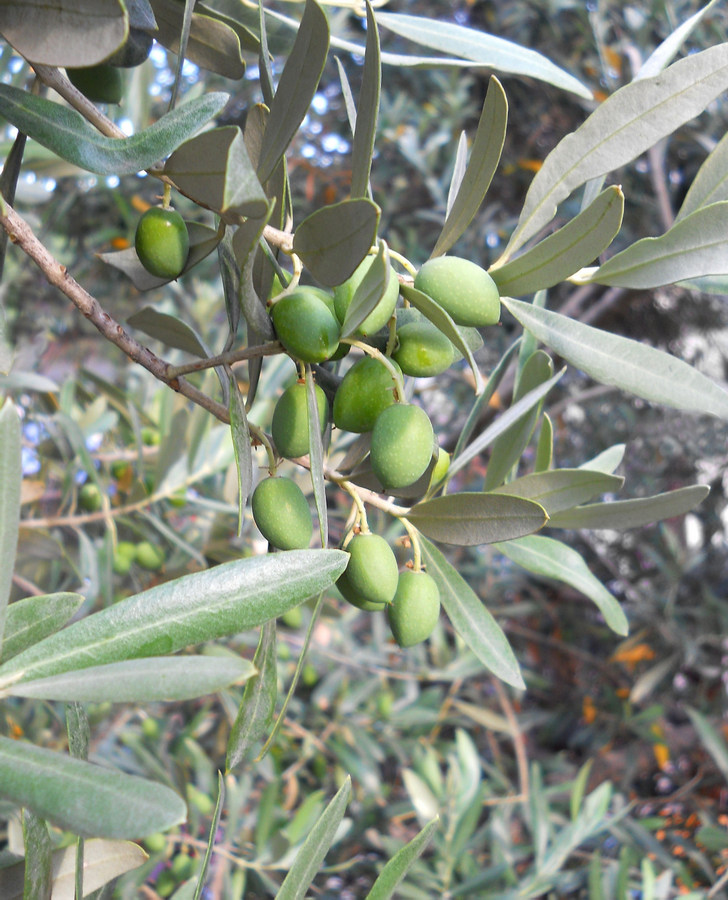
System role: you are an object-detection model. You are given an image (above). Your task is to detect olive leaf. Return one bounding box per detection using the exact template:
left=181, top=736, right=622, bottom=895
left=2, top=592, right=83, bottom=662
left=229, top=371, right=253, bottom=529
left=492, top=468, right=625, bottom=516
left=0, top=399, right=21, bottom=654
left=21, top=809, right=52, bottom=900
left=365, top=818, right=439, bottom=900
left=340, top=241, right=389, bottom=338
left=350, top=1, right=381, bottom=199
left=127, top=306, right=211, bottom=357
left=675, top=130, right=728, bottom=222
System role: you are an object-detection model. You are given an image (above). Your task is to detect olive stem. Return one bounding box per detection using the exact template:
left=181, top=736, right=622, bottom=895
left=399, top=517, right=423, bottom=571
left=347, top=339, right=406, bottom=403
left=267, top=253, right=303, bottom=305
left=162, top=183, right=172, bottom=210
left=251, top=424, right=278, bottom=475
left=339, top=481, right=370, bottom=534
left=384, top=316, right=398, bottom=357
left=388, top=248, right=417, bottom=279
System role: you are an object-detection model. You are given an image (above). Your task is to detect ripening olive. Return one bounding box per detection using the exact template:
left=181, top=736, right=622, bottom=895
left=392, top=320, right=455, bottom=376
left=370, top=404, right=435, bottom=490
left=336, top=533, right=399, bottom=608
left=271, top=382, right=329, bottom=459
left=271, top=288, right=341, bottom=363
left=135, top=207, right=190, bottom=280
left=333, top=356, right=400, bottom=433
left=387, top=570, right=441, bottom=647
left=67, top=64, right=123, bottom=104
left=414, top=256, right=500, bottom=327
left=251, top=476, right=313, bottom=550
left=333, top=256, right=400, bottom=336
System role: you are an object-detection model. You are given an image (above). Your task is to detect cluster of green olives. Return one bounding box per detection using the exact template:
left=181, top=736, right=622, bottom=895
left=113, top=539, right=165, bottom=574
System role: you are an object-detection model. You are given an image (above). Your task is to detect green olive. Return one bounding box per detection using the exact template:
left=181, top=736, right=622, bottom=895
left=370, top=404, right=435, bottom=490
left=333, top=256, right=400, bottom=336
left=112, top=540, right=137, bottom=575
left=251, top=476, right=313, bottom=550
left=336, top=533, right=399, bottom=608
left=78, top=482, right=102, bottom=512
left=333, top=356, right=400, bottom=433
left=271, top=288, right=341, bottom=363
left=392, top=320, right=455, bottom=376
left=135, top=540, right=165, bottom=571
left=414, top=256, right=500, bottom=327
left=428, top=446, right=450, bottom=491
left=67, top=64, right=123, bottom=104
left=271, top=382, right=329, bottom=459
left=387, top=570, right=441, bottom=647
left=135, top=207, right=190, bottom=280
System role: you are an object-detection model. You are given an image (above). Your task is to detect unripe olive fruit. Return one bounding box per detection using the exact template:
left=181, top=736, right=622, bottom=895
left=67, top=64, right=123, bottom=104
left=387, top=570, right=441, bottom=648
left=337, top=533, right=399, bottom=608
left=112, top=540, right=137, bottom=575
left=251, top=476, right=313, bottom=550
left=299, top=286, right=350, bottom=360
left=333, top=256, right=400, bottom=335
left=135, top=207, right=190, bottom=280
left=333, top=356, right=400, bottom=433
left=271, top=382, right=329, bottom=459
left=143, top=832, right=168, bottom=854
left=428, top=446, right=451, bottom=490
left=135, top=540, right=165, bottom=571
left=271, top=288, right=341, bottom=363
left=392, top=320, right=455, bottom=377
left=370, top=404, right=435, bottom=490
left=414, top=256, right=500, bottom=327
left=79, top=482, right=102, bottom=512
left=336, top=569, right=388, bottom=612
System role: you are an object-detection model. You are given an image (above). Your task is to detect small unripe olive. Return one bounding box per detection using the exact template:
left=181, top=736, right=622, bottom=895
left=387, top=570, right=441, bottom=647
left=251, top=476, right=313, bottom=550
left=67, top=64, right=123, bottom=104
left=135, top=207, right=190, bottom=280
left=333, top=356, right=400, bottom=433
left=333, top=256, right=400, bottom=335
left=392, top=320, right=455, bottom=376
left=271, top=382, right=329, bottom=459
left=271, top=288, right=341, bottom=363
left=428, top=446, right=451, bottom=490
left=337, top=533, right=399, bottom=608
left=112, top=540, right=137, bottom=575
left=135, top=540, right=165, bottom=571
left=370, top=404, right=435, bottom=490
left=79, top=482, right=102, bottom=512
left=414, top=256, right=500, bottom=327
left=143, top=832, right=168, bottom=854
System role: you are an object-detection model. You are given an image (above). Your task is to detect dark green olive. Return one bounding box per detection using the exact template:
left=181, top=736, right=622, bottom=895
left=370, top=404, right=435, bottom=490
left=392, top=320, right=455, bottom=376
left=67, top=64, right=124, bottom=104
left=271, top=288, right=341, bottom=363
left=336, top=533, right=399, bottom=608
left=414, top=256, right=500, bottom=327
left=251, top=476, right=313, bottom=550
left=333, top=356, right=400, bottom=433
left=107, top=27, right=154, bottom=68
left=271, top=382, right=329, bottom=459
left=134, top=207, right=190, bottom=279
left=387, top=570, right=441, bottom=647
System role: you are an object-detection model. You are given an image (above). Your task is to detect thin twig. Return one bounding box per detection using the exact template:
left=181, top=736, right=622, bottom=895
left=492, top=677, right=530, bottom=803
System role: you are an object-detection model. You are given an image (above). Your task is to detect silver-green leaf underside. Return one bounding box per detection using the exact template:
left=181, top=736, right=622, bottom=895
left=547, top=484, right=709, bottom=530
left=0, top=399, right=21, bottom=654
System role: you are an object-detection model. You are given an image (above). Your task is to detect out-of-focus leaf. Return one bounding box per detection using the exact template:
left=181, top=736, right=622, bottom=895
left=229, top=372, right=253, bottom=528
left=306, top=365, right=328, bottom=548
left=491, top=187, right=624, bottom=297
left=227, top=620, right=277, bottom=770
left=257, top=0, right=329, bottom=184
left=293, top=198, right=379, bottom=286
left=483, top=350, right=553, bottom=490
left=22, top=809, right=52, bottom=900
left=0, top=85, right=228, bottom=176
left=686, top=708, right=728, bottom=782
left=365, top=817, right=439, bottom=900
left=375, top=12, right=591, bottom=99
left=164, top=126, right=268, bottom=220
left=4, top=655, right=255, bottom=703
left=341, top=242, right=389, bottom=338
left=502, top=297, right=728, bottom=420
left=0, top=736, right=186, bottom=839
left=547, top=484, right=709, bottom=530
left=350, top=2, right=381, bottom=199
left=407, top=493, right=547, bottom=546
left=127, top=306, right=210, bottom=357
left=432, top=76, right=507, bottom=258
left=497, top=44, right=728, bottom=261
left=0, top=0, right=127, bottom=66
left=3, top=593, right=83, bottom=663
left=676, top=131, right=728, bottom=221
left=534, top=413, right=553, bottom=472
left=274, top=777, right=351, bottom=900
left=192, top=772, right=224, bottom=900
left=419, top=535, right=524, bottom=688
left=635, top=0, right=722, bottom=80
left=0, top=550, right=348, bottom=687
left=495, top=534, right=629, bottom=635
left=0, top=399, right=21, bottom=653
left=492, top=468, right=624, bottom=515
left=589, top=201, right=728, bottom=288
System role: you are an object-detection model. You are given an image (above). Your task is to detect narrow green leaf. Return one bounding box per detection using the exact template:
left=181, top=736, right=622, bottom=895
left=293, top=198, right=380, bottom=287
left=546, top=484, right=709, bottom=530
left=350, top=2, right=381, bottom=199
left=66, top=701, right=89, bottom=760
left=0, top=550, right=348, bottom=688
left=227, top=620, right=277, bottom=770
left=579, top=443, right=625, bottom=474
left=419, top=535, right=524, bottom=688
left=0, top=85, right=229, bottom=176
left=164, top=126, right=268, bottom=219
left=0, top=736, right=186, bottom=839
left=635, top=0, right=722, bottom=80
left=407, top=493, right=547, bottom=546
left=5, top=655, right=256, bottom=703
left=502, top=296, right=728, bottom=420
left=0, top=398, right=21, bottom=655
left=229, top=372, right=253, bottom=531
left=432, top=76, right=507, bottom=258
left=375, top=12, right=591, bottom=99
left=275, top=777, right=351, bottom=900
left=492, top=468, right=624, bottom=516
left=491, top=186, right=624, bottom=297
left=22, top=808, right=52, bottom=900
left=365, top=817, right=440, bottom=900
left=305, top=365, right=328, bottom=548
left=534, top=413, right=553, bottom=472
left=676, top=130, right=728, bottom=222
left=0, top=0, right=127, bottom=67
left=497, top=44, right=728, bottom=261
left=127, top=306, right=211, bottom=357
left=685, top=708, right=728, bottom=782
left=495, top=534, right=629, bottom=635
left=341, top=241, right=389, bottom=338
left=257, top=0, right=329, bottom=184
left=590, top=201, right=728, bottom=288
left=192, top=772, right=225, bottom=900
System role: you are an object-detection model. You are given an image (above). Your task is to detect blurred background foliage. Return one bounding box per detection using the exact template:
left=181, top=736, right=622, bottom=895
left=1, top=0, right=728, bottom=896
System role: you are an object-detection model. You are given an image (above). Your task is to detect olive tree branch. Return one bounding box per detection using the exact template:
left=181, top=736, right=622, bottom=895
left=0, top=200, right=230, bottom=423
left=166, top=340, right=283, bottom=378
